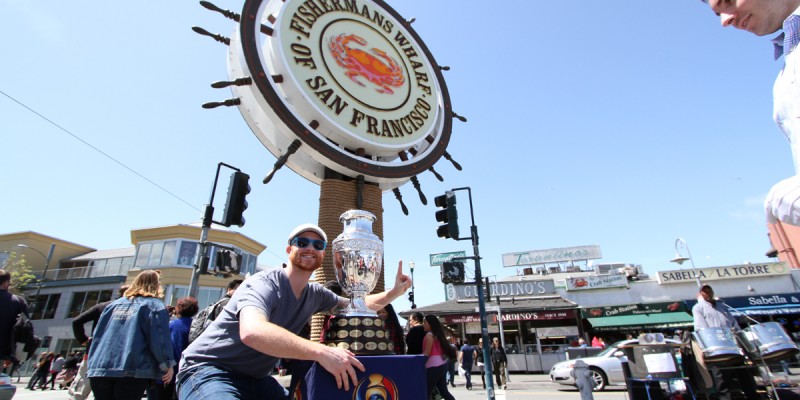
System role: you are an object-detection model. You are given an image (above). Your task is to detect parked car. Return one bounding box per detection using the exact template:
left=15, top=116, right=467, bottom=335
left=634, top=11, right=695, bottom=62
left=549, top=338, right=681, bottom=391
left=0, top=372, right=15, bottom=400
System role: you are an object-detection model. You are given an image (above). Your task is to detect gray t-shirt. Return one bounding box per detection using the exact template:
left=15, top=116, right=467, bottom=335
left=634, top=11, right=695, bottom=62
left=180, top=269, right=339, bottom=379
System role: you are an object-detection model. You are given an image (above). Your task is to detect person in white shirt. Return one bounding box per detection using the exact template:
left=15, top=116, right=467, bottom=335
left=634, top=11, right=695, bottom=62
left=701, top=0, right=800, bottom=227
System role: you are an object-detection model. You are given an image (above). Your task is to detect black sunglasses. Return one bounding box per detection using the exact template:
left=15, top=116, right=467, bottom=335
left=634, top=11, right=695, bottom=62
left=291, top=236, right=327, bottom=251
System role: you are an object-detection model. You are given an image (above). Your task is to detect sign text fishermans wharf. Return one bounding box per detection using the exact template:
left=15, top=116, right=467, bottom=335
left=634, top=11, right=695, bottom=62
left=280, top=0, right=439, bottom=144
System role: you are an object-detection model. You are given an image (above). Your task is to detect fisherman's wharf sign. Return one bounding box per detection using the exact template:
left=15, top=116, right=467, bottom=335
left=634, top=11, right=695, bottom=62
left=228, top=0, right=453, bottom=189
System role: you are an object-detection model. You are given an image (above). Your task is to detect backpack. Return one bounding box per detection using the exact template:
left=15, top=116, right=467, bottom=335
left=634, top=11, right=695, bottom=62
left=188, top=297, right=227, bottom=344
left=12, top=311, right=34, bottom=345
left=11, top=295, right=34, bottom=346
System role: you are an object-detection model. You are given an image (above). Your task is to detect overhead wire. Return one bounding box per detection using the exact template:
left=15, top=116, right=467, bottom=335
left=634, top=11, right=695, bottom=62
left=0, top=89, right=202, bottom=213
left=2, top=89, right=291, bottom=266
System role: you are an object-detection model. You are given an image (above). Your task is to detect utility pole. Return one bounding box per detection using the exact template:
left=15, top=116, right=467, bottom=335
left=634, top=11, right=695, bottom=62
left=189, top=163, right=249, bottom=298
left=445, top=186, right=496, bottom=400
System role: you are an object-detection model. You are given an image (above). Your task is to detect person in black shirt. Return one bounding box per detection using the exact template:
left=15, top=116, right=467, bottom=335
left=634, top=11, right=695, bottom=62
left=72, top=285, right=129, bottom=347
left=405, top=311, right=425, bottom=355
left=491, top=338, right=507, bottom=390
left=0, top=270, right=28, bottom=368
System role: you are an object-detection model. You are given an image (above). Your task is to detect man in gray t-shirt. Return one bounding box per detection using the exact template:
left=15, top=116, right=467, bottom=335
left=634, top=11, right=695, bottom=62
left=177, top=223, right=412, bottom=400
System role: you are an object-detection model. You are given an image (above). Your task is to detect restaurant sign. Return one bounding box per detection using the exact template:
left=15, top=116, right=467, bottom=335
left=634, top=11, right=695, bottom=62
left=656, top=262, right=789, bottom=284
left=536, top=326, right=579, bottom=338
left=443, top=309, right=575, bottom=324
left=565, top=274, right=629, bottom=291
left=581, top=302, right=687, bottom=318
left=502, top=245, right=602, bottom=267
left=453, top=280, right=556, bottom=300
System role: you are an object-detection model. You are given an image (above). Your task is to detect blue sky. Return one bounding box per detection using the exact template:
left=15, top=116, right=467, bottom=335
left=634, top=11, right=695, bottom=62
left=1, top=1, right=794, bottom=312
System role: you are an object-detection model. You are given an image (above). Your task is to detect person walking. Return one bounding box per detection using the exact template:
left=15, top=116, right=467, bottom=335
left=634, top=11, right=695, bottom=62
left=86, top=270, right=175, bottom=400
left=27, top=352, right=51, bottom=390
left=45, top=353, right=65, bottom=390
left=70, top=284, right=129, bottom=400
left=491, top=337, right=507, bottom=390
left=153, top=296, right=198, bottom=400
left=405, top=311, right=425, bottom=355
left=446, top=337, right=457, bottom=388
left=176, top=223, right=411, bottom=400
left=0, top=270, right=28, bottom=371
left=476, top=337, right=486, bottom=389
left=458, top=339, right=476, bottom=390
left=422, top=315, right=456, bottom=400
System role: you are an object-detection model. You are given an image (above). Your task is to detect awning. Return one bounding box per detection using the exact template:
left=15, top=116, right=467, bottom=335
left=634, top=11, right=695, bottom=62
left=684, top=294, right=800, bottom=317
left=587, top=312, right=693, bottom=332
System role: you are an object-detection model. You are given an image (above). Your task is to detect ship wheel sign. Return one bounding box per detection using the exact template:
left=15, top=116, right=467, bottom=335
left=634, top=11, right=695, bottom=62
left=196, top=0, right=464, bottom=210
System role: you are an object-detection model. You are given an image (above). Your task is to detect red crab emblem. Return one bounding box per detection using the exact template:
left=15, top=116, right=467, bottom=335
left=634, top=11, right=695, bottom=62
left=329, top=34, right=405, bottom=94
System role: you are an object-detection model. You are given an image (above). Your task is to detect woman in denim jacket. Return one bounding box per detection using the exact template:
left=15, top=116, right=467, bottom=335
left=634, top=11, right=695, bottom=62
left=86, top=270, right=175, bottom=400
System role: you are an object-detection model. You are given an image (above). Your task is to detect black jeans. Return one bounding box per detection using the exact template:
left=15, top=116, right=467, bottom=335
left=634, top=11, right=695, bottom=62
left=90, top=377, right=151, bottom=400
left=426, top=364, right=455, bottom=400
left=710, top=365, right=759, bottom=400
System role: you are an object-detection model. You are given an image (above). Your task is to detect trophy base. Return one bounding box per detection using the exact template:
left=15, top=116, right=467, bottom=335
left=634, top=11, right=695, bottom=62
left=320, top=315, right=394, bottom=355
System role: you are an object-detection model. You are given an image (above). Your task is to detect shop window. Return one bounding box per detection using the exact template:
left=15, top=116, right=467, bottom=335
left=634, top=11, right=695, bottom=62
left=67, top=290, right=113, bottom=318
left=30, top=293, right=61, bottom=320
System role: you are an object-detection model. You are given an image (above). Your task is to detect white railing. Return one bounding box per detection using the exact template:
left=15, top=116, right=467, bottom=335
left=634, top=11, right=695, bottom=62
left=41, top=264, right=131, bottom=281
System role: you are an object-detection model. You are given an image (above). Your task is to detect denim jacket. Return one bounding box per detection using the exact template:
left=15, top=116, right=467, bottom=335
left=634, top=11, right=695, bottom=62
left=86, top=296, right=175, bottom=380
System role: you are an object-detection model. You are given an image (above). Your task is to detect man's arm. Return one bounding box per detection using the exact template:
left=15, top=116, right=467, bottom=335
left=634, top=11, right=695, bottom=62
left=364, top=260, right=411, bottom=311
left=238, top=306, right=365, bottom=391
left=71, top=302, right=106, bottom=345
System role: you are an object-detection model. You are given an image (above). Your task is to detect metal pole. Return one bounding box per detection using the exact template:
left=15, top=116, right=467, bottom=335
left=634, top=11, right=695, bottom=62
left=473, top=227, right=495, bottom=400
left=460, top=187, right=495, bottom=400
left=188, top=162, right=238, bottom=298
left=409, top=260, right=416, bottom=309
left=18, top=243, right=55, bottom=312
left=675, top=238, right=702, bottom=287
left=188, top=205, right=213, bottom=298
left=494, top=297, right=510, bottom=383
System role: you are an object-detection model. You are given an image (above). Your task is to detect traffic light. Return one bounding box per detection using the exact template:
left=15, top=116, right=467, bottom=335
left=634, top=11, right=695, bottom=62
left=408, top=291, right=415, bottom=307
left=441, top=261, right=465, bottom=284
left=434, top=191, right=459, bottom=239
left=221, top=171, right=250, bottom=227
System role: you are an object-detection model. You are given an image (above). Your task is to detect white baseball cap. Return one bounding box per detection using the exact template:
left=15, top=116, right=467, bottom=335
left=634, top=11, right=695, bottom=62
left=287, top=223, right=328, bottom=244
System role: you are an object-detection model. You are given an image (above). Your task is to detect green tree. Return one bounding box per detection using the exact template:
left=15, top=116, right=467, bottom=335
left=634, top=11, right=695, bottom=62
left=2, top=252, right=36, bottom=297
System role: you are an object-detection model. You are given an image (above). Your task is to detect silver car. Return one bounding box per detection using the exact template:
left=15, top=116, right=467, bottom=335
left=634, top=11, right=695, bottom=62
left=549, top=338, right=681, bottom=391
left=0, top=373, right=15, bottom=400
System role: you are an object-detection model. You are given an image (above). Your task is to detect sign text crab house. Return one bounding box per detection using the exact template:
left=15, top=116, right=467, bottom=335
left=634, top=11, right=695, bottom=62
left=286, top=0, right=436, bottom=139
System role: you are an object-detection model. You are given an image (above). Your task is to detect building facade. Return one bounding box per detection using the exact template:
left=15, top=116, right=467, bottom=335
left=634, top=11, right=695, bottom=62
left=0, top=225, right=267, bottom=373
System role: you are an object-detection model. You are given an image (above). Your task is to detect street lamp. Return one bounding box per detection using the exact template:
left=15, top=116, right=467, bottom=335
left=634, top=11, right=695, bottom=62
left=670, top=237, right=701, bottom=287
left=409, top=260, right=416, bottom=309
left=17, top=243, right=56, bottom=312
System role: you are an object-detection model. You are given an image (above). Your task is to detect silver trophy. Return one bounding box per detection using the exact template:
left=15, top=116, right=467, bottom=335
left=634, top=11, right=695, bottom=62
left=324, top=210, right=392, bottom=354
left=332, top=210, right=384, bottom=316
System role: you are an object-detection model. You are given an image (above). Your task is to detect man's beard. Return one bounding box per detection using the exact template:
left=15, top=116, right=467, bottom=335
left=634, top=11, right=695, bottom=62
left=291, top=250, right=323, bottom=272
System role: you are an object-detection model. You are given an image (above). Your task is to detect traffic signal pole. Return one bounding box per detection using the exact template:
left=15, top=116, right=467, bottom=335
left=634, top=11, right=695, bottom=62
left=189, top=162, right=247, bottom=298
left=445, top=186, right=496, bottom=400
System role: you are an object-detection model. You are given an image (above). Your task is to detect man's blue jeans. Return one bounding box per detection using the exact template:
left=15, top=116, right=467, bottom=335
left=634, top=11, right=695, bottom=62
left=177, top=364, right=288, bottom=400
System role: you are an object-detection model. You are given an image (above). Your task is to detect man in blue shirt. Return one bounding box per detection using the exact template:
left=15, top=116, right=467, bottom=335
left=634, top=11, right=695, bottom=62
left=458, top=340, right=476, bottom=390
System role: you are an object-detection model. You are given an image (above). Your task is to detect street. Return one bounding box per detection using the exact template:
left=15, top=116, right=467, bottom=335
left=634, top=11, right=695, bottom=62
left=6, top=373, right=648, bottom=400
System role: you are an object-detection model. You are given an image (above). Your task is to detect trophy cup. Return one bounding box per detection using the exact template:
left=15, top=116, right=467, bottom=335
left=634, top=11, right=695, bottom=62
left=321, top=210, right=394, bottom=354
